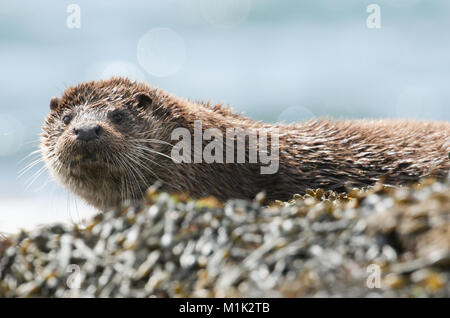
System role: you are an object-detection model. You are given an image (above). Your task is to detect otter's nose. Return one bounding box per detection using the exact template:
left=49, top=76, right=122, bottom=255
left=73, top=125, right=102, bottom=141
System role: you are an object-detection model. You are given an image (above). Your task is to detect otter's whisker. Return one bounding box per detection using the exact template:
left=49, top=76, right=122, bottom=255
left=134, top=147, right=173, bottom=161
left=18, top=148, right=42, bottom=165
left=25, top=164, right=49, bottom=190
left=34, top=176, right=56, bottom=192
left=18, top=157, right=44, bottom=178
left=122, top=153, right=153, bottom=188
left=113, top=153, right=140, bottom=201
left=128, top=149, right=183, bottom=193
left=130, top=148, right=184, bottom=192
left=125, top=148, right=166, bottom=179
left=133, top=138, right=174, bottom=148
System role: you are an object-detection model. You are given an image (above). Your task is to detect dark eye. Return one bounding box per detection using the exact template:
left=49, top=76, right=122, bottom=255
left=112, top=112, right=124, bottom=124
left=62, top=115, right=71, bottom=125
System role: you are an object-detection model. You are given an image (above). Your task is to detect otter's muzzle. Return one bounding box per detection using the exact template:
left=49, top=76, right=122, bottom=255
left=73, top=124, right=103, bottom=142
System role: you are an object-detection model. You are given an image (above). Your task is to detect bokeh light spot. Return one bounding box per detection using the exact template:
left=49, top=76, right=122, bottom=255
left=199, top=0, right=252, bottom=28
left=137, top=28, right=186, bottom=77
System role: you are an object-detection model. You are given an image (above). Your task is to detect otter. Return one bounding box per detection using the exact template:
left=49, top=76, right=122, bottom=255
left=41, top=77, right=450, bottom=211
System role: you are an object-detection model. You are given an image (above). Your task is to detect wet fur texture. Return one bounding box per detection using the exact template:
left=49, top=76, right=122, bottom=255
left=41, top=77, right=450, bottom=211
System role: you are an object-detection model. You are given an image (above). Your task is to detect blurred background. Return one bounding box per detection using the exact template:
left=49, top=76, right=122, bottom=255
left=1, top=0, right=449, bottom=233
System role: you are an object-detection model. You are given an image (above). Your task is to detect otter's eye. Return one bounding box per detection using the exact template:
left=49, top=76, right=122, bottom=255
left=62, top=115, right=72, bottom=125
left=112, top=112, right=124, bottom=124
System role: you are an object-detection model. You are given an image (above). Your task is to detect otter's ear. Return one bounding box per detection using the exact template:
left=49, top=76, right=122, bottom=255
left=135, top=93, right=153, bottom=110
left=50, top=97, right=61, bottom=111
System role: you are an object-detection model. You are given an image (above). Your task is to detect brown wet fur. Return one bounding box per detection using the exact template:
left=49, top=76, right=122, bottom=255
left=41, top=77, right=450, bottom=211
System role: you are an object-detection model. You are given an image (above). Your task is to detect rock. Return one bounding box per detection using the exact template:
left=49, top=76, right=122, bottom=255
left=0, top=177, right=449, bottom=297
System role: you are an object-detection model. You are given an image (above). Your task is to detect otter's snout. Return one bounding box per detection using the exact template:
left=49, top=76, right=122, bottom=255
left=73, top=124, right=103, bottom=142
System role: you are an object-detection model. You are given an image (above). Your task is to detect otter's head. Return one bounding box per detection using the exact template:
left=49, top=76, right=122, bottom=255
left=41, top=77, right=173, bottom=211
